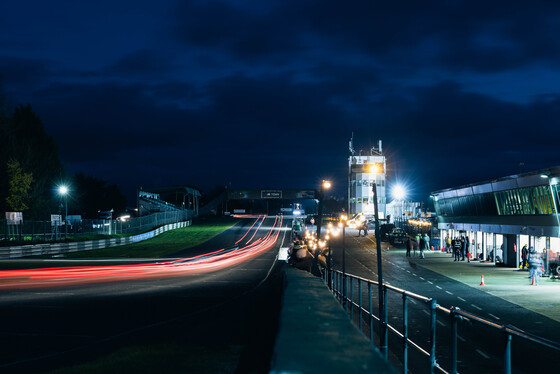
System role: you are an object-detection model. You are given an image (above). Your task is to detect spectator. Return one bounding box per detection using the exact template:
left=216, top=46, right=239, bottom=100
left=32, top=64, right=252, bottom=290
left=527, top=247, right=544, bottom=285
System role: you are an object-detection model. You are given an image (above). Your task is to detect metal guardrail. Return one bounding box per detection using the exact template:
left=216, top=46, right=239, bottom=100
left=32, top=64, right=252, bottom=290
left=1, top=210, right=194, bottom=242
left=322, top=269, right=560, bottom=374
left=0, top=220, right=192, bottom=259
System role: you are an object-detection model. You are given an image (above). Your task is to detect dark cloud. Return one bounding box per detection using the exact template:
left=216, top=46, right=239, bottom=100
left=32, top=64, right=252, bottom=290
left=108, top=50, right=174, bottom=76
left=170, top=0, right=560, bottom=72
left=2, top=0, right=560, bottom=202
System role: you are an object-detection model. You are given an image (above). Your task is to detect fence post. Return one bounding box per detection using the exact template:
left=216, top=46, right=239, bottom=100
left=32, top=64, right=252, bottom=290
left=368, top=282, right=373, bottom=343
left=429, top=299, right=437, bottom=374
left=358, top=279, right=362, bottom=331
left=382, top=285, right=388, bottom=357
left=349, top=277, right=353, bottom=317
left=403, top=293, right=408, bottom=374
left=451, top=307, right=458, bottom=374
left=503, top=327, right=512, bottom=374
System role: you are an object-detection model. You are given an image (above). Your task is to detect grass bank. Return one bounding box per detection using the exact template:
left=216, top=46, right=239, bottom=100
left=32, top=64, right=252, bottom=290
left=60, top=217, right=239, bottom=259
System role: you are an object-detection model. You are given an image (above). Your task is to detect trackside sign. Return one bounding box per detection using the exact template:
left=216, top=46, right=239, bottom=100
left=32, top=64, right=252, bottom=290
left=261, top=190, right=282, bottom=199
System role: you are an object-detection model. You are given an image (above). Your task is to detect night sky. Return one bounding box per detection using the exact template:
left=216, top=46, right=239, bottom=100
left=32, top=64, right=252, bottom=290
left=2, top=1, right=560, bottom=203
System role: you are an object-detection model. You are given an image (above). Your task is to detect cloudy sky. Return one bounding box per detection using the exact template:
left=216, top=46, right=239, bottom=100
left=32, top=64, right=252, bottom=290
left=2, top=0, right=560, bottom=202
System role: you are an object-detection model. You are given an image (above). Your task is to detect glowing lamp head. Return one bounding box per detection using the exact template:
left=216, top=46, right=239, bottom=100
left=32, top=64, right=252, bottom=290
left=322, top=180, right=331, bottom=189
left=392, top=185, right=406, bottom=200
left=58, top=186, right=68, bottom=195
left=367, top=163, right=382, bottom=174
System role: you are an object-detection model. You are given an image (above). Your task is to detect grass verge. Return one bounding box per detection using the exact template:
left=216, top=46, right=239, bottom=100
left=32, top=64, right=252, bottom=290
left=58, top=217, right=239, bottom=259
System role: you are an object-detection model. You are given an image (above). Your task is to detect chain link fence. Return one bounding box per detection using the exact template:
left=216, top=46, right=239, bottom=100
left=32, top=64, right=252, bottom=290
left=1, top=210, right=194, bottom=244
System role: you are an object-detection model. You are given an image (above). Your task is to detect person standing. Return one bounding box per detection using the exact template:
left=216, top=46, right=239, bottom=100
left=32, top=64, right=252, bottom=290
left=465, top=236, right=471, bottom=263
left=446, top=236, right=451, bottom=253
left=453, top=238, right=461, bottom=261
left=521, top=244, right=529, bottom=270
left=406, top=237, right=412, bottom=257
left=423, top=233, right=430, bottom=251
left=527, top=247, right=544, bottom=285
left=460, top=236, right=466, bottom=261
left=419, top=236, right=425, bottom=259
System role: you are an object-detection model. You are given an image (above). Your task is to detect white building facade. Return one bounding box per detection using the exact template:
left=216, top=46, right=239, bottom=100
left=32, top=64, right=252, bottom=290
left=348, top=139, right=387, bottom=219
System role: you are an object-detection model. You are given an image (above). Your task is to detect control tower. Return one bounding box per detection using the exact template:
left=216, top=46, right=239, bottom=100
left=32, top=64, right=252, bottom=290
left=348, top=136, right=387, bottom=219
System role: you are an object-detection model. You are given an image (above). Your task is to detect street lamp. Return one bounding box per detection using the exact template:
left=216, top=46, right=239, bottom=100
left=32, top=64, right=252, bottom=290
left=369, top=172, right=388, bottom=358
left=58, top=185, right=68, bottom=238
left=316, top=180, right=331, bottom=239
left=392, top=184, right=407, bottom=229
left=313, top=180, right=331, bottom=276
left=339, top=214, right=347, bottom=302
left=540, top=174, right=560, bottom=276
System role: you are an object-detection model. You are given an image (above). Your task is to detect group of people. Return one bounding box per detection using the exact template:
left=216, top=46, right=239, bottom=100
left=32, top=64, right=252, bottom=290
left=445, top=236, right=471, bottom=262
left=406, top=233, right=431, bottom=259
left=288, top=227, right=329, bottom=276
left=521, top=244, right=545, bottom=284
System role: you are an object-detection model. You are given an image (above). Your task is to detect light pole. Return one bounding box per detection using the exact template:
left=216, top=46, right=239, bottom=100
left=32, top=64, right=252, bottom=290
left=339, top=214, right=347, bottom=302
left=372, top=182, right=387, bottom=357
left=316, top=180, right=331, bottom=239
left=313, top=180, right=331, bottom=276
left=392, top=184, right=407, bottom=230
left=58, top=185, right=68, bottom=238
left=541, top=174, right=559, bottom=275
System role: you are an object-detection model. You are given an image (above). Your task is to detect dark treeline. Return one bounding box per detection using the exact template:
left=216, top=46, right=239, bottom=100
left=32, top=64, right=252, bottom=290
left=0, top=101, right=126, bottom=220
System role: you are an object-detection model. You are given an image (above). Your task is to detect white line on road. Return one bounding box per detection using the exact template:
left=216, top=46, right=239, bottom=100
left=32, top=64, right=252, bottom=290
left=458, top=297, right=467, bottom=302
left=409, top=299, right=417, bottom=305
left=471, top=304, right=482, bottom=310
left=457, top=335, right=466, bottom=342
left=476, top=349, right=490, bottom=359
left=406, top=270, right=411, bottom=273
left=437, top=320, right=446, bottom=327
left=419, top=277, right=425, bottom=280
left=436, top=285, right=442, bottom=289
left=489, top=313, right=500, bottom=320
left=445, top=291, right=453, bottom=295
left=423, top=310, right=430, bottom=316
left=412, top=273, right=418, bottom=276
left=427, top=281, right=433, bottom=284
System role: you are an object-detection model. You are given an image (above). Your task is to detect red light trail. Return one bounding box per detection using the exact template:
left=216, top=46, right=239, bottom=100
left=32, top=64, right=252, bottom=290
left=0, top=215, right=283, bottom=290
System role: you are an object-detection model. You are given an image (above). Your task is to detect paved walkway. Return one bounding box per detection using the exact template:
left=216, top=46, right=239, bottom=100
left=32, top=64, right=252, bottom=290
left=383, top=245, right=560, bottom=323
left=271, top=265, right=397, bottom=374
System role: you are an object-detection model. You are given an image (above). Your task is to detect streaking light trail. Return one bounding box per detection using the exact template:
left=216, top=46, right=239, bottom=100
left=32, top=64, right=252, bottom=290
left=0, top=215, right=283, bottom=290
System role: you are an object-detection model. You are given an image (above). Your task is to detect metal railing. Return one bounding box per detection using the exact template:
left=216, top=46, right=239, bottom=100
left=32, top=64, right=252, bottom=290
left=323, top=268, right=560, bottom=374
left=1, top=210, right=194, bottom=243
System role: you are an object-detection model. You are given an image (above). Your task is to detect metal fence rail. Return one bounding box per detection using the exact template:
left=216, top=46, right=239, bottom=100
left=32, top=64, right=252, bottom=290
left=323, top=269, right=560, bottom=374
left=1, top=210, right=194, bottom=242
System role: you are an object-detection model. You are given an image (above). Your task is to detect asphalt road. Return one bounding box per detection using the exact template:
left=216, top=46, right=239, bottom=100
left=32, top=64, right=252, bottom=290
left=329, top=228, right=560, bottom=374
left=0, top=216, right=289, bottom=374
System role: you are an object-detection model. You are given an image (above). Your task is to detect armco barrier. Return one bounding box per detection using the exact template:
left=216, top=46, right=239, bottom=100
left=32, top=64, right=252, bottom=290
left=0, top=220, right=191, bottom=259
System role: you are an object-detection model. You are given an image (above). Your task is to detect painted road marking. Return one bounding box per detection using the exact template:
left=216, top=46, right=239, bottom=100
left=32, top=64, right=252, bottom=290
left=436, top=285, right=442, bottom=289
left=458, top=297, right=467, bottom=302
left=409, top=299, right=417, bottom=305
left=437, top=320, right=446, bottom=327
left=445, top=290, right=453, bottom=295
left=471, top=304, right=482, bottom=311
left=406, top=270, right=411, bottom=273
left=427, top=281, right=434, bottom=284
left=457, top=335, right=466, bottom=342
left=476, top=349, right=490, bottom=359
left=412, top=273, right=418, bottom=276
left=489, top=313, right=500, bottom=320
left=423, top=310, right=430, bottom=316
left=419, top=277, right=425, bottom=280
